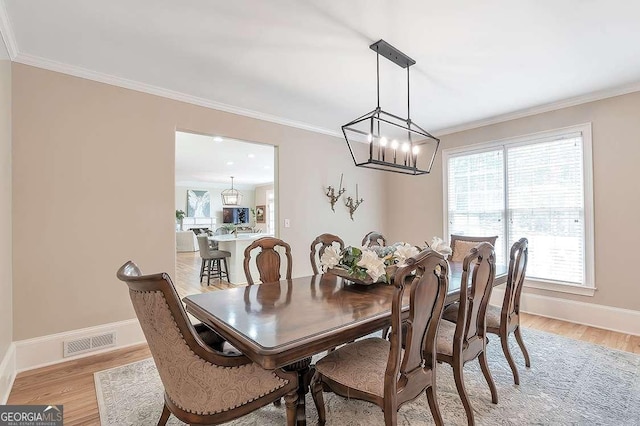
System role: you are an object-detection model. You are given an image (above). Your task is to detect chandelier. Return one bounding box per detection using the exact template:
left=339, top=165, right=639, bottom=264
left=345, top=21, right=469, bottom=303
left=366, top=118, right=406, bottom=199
left=342, top=40, right=439, bottom=175
left=221, top=176, right=243, bottom=206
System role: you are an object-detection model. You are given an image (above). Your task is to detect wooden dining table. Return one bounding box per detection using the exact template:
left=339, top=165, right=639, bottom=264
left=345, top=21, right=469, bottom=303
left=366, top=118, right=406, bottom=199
left=183, top=262, right=507, bottom=425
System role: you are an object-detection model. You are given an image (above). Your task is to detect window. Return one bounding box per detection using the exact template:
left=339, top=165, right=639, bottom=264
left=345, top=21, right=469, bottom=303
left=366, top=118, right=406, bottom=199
left=443, top=124, right=594, bottom=293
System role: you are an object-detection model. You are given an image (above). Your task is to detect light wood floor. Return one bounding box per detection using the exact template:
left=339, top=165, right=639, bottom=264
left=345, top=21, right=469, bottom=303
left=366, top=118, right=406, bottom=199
left=8, top=252, right=640, bottom=424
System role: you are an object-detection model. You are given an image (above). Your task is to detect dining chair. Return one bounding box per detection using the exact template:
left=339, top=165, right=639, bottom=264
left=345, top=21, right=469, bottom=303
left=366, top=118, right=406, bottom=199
left=243, top=236, right=293, bottom=285
left=196, top=235, right=231, bottom=285
left=449, top=234, right=498, bottom=262
left=362, top=231, right=387, bottom=247
left=310, top=250, right=449, bottom=426
left=445, top=238, right=530, bottom=384
left=116, top=261, right=299, bottom=426
left=436, top=242, right=498, bottom=426
left=309, top=233, right=344, bottom=274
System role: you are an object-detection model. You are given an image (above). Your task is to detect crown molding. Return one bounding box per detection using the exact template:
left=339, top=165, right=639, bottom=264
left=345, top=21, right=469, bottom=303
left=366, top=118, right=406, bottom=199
left=433, top=80, right=640, bottom=137
left=0, top=0, right=17, bottom=59
left=13, top=52, right=343, bottom=138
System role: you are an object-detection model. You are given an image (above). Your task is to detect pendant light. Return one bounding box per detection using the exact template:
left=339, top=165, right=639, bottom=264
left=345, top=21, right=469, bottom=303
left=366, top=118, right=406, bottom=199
left=221, top=176, right=243, bottom=206
left=342, top=39, right=440, bottom=175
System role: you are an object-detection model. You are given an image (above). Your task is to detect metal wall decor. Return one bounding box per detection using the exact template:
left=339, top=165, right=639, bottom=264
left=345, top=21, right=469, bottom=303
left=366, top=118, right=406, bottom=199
left=325, top=173, right=346, bottom=212
left=342, top=39, right=440, bottom=175
left=345, top=184, right=363, bottom=221
left=220, top=176, right=243, bottom=206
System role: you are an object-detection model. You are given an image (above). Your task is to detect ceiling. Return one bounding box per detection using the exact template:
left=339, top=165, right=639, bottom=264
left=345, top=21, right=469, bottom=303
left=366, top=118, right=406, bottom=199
left=3, top=1, right=640, bottom=135
left=175, top=132, right=274, bottom=187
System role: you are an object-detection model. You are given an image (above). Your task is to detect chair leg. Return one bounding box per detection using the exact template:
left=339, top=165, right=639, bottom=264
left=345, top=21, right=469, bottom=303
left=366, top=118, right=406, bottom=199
left=157, top=402, right=170, bottom=426
left=452, top=361, right=474, bottom=426
left=426, top=384, right=444, bottom=426
left=199, top=259, right=206, bottom=282
left=500, top=333, right=520, bottom=385
left=381, top=326, right=390, bottom=339
left=223, top=257, right=231, bottom=283
left=514, top=326, right=531, bottom=367
left=310, top=372, right=326, bottom=425
left=384, top=398, right=398, bottom=426
left=479, top=351, right=498, bottom=404
left=284, top=390, right=299, bottom=426
left=206, top=259, right=212, bottom=286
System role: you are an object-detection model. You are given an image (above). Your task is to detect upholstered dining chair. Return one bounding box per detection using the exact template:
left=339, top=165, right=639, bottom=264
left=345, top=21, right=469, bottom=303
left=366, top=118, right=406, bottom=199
left=436, top=242, right=498, bottom=426
left=362, top=231, right=387, bottom=247
left=445, top=238, right=530, bottom=384
left=449, top=234, right=498, bottom=262
left=243, top=236, right=293, bottom=285
left=116, top=261, right=299, bottom=426
left=196, top=235, right=231, bottom=285
left=310, top=250, right=449, bottom=426
left=309, top=233, right=345, bottom=274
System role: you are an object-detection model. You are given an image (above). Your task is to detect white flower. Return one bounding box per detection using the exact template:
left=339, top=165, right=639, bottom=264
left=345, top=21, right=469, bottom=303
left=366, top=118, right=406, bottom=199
left=357, top=249, right=387, bottom=282
left=394, top=243, right=420, bottom=264
left=429, top=237, right=452, bottom=257
left=319, top=246, right=341, bottom=270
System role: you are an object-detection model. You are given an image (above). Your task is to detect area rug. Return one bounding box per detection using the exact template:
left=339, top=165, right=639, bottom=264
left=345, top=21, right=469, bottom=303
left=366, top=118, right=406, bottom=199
left=95, top=328, right=640, bottom=425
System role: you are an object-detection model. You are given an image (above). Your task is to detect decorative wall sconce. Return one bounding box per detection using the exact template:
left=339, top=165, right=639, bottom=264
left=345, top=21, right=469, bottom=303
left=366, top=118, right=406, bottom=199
left=345, top=184, right=364, bottom=221
left=325, top=173, right=346, bottom=212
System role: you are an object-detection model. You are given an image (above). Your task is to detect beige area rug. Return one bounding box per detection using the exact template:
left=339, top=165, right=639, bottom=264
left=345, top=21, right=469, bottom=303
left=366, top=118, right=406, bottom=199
left=95, top=328, right=640, bottom=425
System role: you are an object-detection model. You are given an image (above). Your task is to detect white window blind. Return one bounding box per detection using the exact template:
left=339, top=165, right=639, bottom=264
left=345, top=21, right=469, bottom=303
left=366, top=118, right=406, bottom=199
left=444, top=125, right=593, bottom=288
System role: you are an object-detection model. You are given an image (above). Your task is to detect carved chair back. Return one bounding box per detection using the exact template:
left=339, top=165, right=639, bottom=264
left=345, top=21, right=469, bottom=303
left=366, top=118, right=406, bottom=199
left=502, top=238, right=528, bottom=321
left=309, top=233, right=345, bottom=274
left=362, top=231, right=387, bottom=247
left=387, top=250, right=449, bottom=395
left=449, top=234, right=498, bottom=262
left=454, top=242, right=496, bottom=344
left=243, top=237, right=293, bottom=285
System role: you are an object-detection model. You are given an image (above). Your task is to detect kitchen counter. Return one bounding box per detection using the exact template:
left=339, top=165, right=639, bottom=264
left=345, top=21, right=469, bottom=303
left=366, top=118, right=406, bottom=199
left=208, top=233, right=273, bottom=284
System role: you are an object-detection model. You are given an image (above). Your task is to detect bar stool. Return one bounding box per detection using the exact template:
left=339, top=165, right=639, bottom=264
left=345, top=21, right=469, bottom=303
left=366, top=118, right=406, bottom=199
left=197, top=236, right=231, bottom=285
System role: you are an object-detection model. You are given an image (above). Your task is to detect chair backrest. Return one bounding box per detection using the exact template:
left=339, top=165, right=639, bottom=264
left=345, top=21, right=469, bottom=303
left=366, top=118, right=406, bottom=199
left=115, top=261, right=247, bottom=414
left=386, top=249, right=449, bottom=395
left=243, top=237, right=292, bottom=285
left=453, top=242, right=496, bottom=344
left=449, top=234, right=498, bottom=262
left=502, top=238, right=528, bottom=320
left=196, top=235, right=212, bottom=256
left=309, top=233, right=344, bottom=274
left=362, top=231, right=386, bottom=247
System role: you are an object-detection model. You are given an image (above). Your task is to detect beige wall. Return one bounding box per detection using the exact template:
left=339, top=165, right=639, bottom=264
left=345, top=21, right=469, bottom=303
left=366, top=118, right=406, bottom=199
left=385, top=91, right=640, bottom=312
left=0, top=58, right=11, bottom=357
left=12, top=63, right=387, bottom=340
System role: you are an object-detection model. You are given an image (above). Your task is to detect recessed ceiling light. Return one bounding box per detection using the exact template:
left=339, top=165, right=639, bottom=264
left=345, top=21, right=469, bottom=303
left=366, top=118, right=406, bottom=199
left=213, top=136, right=223, bottom=142
left=226, top=161, right=234, bottom=166
left=247, top=153, right=255, bottom=158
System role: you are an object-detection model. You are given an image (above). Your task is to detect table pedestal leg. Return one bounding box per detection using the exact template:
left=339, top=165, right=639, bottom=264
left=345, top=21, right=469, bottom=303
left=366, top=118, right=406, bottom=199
left=284, top=357, right=314, bottom=426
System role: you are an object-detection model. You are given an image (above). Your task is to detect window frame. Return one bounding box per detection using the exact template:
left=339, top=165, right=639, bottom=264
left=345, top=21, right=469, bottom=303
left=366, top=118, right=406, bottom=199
left=442, top=123, right=595, bottom=296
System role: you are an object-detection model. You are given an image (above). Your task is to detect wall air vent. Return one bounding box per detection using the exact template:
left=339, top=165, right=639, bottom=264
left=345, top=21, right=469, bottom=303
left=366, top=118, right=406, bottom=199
left=63, top=331, right=116, bottom=357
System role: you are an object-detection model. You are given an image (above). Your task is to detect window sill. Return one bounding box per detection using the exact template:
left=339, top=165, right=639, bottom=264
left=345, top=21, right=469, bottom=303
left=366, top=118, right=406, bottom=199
left=523, top=278, right=596, bottom=296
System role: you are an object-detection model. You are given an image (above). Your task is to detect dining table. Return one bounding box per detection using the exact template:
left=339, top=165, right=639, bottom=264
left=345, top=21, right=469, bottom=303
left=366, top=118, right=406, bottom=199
left=183, top=261, right=507, bottom=425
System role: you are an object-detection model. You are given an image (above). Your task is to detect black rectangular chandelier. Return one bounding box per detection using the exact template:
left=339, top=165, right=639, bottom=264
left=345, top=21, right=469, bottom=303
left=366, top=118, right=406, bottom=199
left=342, top=40, right=439, bottom=175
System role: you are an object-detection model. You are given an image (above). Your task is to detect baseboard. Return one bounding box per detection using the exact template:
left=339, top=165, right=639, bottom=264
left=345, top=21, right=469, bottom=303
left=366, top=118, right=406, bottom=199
left=490, top=288, right=640, bottom=336
left=14, top=319, right=146, bottom=373
left=0, top=343, right=16, bottom=404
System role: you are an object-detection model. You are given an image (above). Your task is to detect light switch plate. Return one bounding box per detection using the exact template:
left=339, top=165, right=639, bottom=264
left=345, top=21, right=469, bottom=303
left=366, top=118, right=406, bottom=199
left=284, top=219, right=291, bottom=228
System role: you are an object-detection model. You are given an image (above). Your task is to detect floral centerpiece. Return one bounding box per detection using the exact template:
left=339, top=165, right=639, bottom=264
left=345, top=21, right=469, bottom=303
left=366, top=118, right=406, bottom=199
left=320, top=242, right=420, bottom=285
left=425, top=237, right=453, bottom=257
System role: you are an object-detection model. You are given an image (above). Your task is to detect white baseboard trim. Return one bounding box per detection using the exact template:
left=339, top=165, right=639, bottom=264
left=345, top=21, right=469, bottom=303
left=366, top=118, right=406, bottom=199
left=0, top=343, right=16, bottom=404
left=490, top=288, right=640, bottom=336
left=14, top=319, right=146, bottom=373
